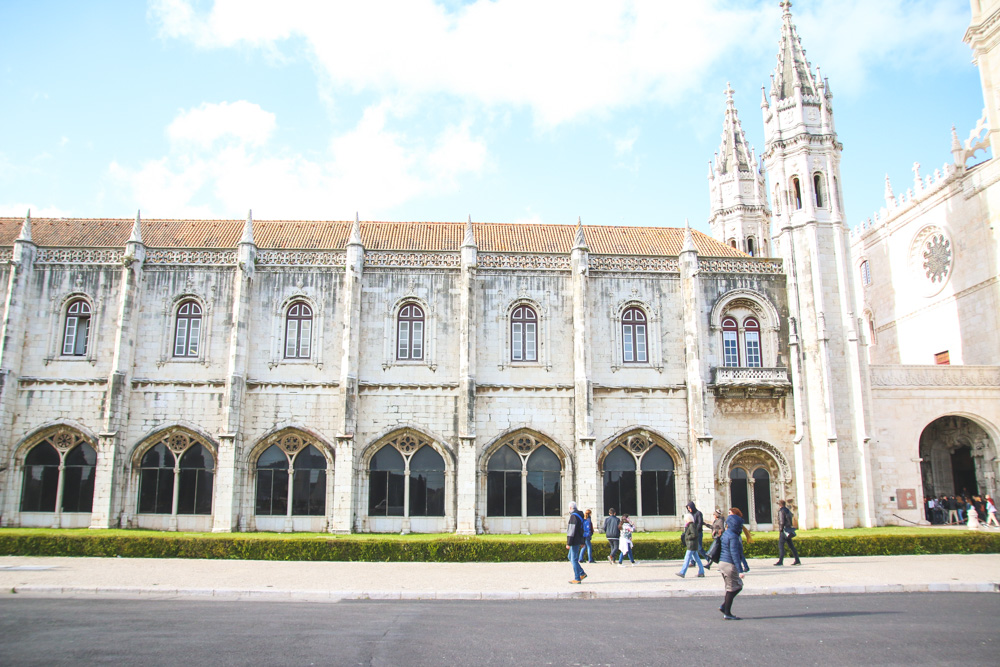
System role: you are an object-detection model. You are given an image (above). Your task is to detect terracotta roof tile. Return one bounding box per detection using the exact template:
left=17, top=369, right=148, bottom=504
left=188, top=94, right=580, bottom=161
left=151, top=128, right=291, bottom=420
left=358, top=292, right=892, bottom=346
left=0, top=218, right=746, bottom=257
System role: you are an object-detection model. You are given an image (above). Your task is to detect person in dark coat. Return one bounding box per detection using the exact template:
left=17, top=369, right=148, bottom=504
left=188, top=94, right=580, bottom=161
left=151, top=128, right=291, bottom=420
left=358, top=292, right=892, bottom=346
left=567, top=501, right=587, bottom=583
left=718, top=512, right=746, bottom=620
left=676, top=512, right=705, bottom=577
left=774, top=499, right=801, bottom=566
left=685, top=501, right=710, bottom=568
left=602, top=508, right=621, bottom=564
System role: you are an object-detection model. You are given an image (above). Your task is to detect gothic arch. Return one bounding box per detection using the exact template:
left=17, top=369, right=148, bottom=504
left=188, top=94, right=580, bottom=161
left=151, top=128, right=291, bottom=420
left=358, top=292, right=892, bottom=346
left=717, top=440, right=792, bottom=485
left=246, top=426, right=335, bottom=467
left=129, top=424, right=218, bottom=465
left=597, top=427, right=685, bottom=469
left=479, top=428, right=572, bottom=473
left=710, top=289, right=780, bottom=333
left=12, top=421, right=98, bottom=464
left=361, top=427, right=455, bottom=471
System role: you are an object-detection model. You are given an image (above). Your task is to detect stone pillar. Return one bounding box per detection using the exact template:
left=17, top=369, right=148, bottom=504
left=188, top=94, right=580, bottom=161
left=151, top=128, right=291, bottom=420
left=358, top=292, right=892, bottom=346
left=91, top=213, right=146, bottom=529
left=212, top=212, right=256, bottom=532
left=570, top=221, right=597, bottom=511
left=0, top=213, right=36, bottom=526
left=455, top=217, right=478, bottom=534
left=679, top=224, right=714, bottom=512
left=330, top=215, right=364, bottom=533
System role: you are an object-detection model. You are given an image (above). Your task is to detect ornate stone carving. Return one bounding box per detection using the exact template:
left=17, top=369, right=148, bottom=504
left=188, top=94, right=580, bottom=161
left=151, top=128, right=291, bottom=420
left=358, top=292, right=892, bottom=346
left=257, top=250, right=346, bottom=266
left=0, top=248, right=12, bottom=263
left=478, top=253, right=571, bottom=270
left=147, top=249, right=237, bottom=265
left=50, top=428, right=88, bottom=453
left=869, top=365, right=1000, bottom=387
left=590, top=255, right=679, bottom=272
left=718, top=440, right=792, bottom=484
left=698, top=258, right=783, bottom=274
left=364, top=252, right=460, bottom=268
left=35, top=248, right=125, bottom=264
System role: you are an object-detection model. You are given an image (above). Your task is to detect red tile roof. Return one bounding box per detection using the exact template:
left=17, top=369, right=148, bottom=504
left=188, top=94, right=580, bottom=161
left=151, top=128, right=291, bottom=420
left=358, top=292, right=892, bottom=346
left=0, top=218, right=746, bottom=257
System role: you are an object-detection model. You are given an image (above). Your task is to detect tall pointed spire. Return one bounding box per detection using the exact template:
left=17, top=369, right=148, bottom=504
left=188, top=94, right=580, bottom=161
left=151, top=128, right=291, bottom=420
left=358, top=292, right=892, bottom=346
left=129, top=210, right=143, bottom=244
left=348, top=212, right=362, bottom=246
left=462, top=214, right=476, bottom=247
left=17, top=209, right=32, bottom=243
left=240, top=209, right=255, bottom=245
left=573, top=216, right=587, bottom=250
left=682, top=218, right=697, bottom=254
left=772, top=1, right=819, bottom=102
left=715, top=83, right=755, bottom=177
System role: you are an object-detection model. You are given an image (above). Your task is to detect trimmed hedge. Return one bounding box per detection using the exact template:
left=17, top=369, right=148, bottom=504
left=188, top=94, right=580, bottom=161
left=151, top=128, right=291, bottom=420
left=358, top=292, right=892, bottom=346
left=0, top=530, right=998, bottom=562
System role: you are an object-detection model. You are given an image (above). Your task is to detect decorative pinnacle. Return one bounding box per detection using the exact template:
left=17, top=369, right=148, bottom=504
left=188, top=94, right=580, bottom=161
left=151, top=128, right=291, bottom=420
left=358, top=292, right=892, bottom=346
left=724, top=82, right=735, bottom=107
left=129, top=210, right=143, bottom=244
left=348, top=212, right=362, bottom=246
left=463, top=214, right=476, bottom=247
left=884, top=174, right=895, bottom=202
left=240, top=209, right=255, bottom=245
left=951, top=125, right=962, bottom=151
left=780, top=1, right=792, bottom=17
left=17, top=209, right=32, bottom=243
left=573, top=216, right=587, bottom=250
left=682, top=218, right=697, bottom=253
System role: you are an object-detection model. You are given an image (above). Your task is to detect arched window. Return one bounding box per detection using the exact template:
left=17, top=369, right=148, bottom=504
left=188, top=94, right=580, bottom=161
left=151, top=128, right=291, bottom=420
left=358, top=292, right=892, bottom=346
left=255, top=440, right=328, bottom=517
left=368, top=445, right=405, bottom=516
left=622, top=307, right=647, bottom=363
left=860, top=260, right=872, bottom=286
left=409, top=446, right=445, bottom=517
left=526, top=446, right=561, bottom=516
left=722, top=317, right=739, bottom=367
left=511, top=305, right=537, bottom=362
left=487, top=444, right=522, bottom=517
left=743, top=318, right=762, bottom=368
left=730, top=240, right=737, bottom=249
left=753, top=468, right=772, bottom=523
left=640, top=446, right=676, bottom=516
left=62, top=299, right=91, bottom=356
left=602, top=446, right=637, bottom=516
left=792, top=177, right=803, bottom=210
left=173, top=301, right=202, bottom=358
left=20, top=435, right=97, bottom=514
left=746, top=237, right=756, bottom=257
left=284, top=302, right=313, bottom=359
left=730, top=467, right=749, bottom=519
left=868, top=316, right=877, bottom=345
left=813, top=173, right=825, bottom=208
left=137, top=434, right=215, bottom=515
left=396, top=304, right=424, bottom=360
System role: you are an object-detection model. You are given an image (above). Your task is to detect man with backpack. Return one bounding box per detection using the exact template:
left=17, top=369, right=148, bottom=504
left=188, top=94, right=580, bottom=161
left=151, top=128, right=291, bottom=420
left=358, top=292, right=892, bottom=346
left=602, top=507, right=621, bottom=564
left=774, top=499, right=801, bottom=566
left=566, top=501, right=588, bottom=584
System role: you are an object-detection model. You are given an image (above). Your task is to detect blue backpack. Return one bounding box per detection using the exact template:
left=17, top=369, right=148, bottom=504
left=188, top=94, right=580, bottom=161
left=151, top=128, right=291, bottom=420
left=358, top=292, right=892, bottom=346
left=583, top=517, right=593, bottom=538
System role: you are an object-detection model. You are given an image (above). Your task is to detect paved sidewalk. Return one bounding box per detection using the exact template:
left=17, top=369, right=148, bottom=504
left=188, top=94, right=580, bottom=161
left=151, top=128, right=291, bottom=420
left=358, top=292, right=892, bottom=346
left=0, top=553, right=997, bottom=601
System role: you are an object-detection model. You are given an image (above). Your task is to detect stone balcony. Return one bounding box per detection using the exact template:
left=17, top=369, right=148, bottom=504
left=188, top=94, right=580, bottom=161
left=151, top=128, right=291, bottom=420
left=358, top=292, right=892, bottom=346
left=712, top=367, right=791, bottom=398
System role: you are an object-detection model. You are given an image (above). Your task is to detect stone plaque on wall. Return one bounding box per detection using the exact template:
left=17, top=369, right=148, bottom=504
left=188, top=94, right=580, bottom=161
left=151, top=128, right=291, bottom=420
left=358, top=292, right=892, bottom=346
left=897, top=489, right=917, bottom=510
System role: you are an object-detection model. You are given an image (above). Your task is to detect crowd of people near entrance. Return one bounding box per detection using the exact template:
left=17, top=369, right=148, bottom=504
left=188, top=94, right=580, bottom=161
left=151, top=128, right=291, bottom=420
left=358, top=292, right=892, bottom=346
left=925, top=493, right=1000, bottom=529
left=565, top=498, right=803, bottom=621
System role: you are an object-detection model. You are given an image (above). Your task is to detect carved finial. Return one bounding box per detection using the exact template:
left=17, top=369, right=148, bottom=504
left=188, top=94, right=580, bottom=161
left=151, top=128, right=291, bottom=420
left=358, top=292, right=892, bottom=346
left=240, top=209, right=255, bottom=245
left=724, top=82, right=735, bottom=107
left=17, top=209, right=32, bottom=243
left=884, top=174, right=894, bottom=204
left=682, top=218, right=697, bottom=253
left=349, top=212, right=362, bottom=246
left=129, top=209, right=143, bottom=244
left=573, top=216, right=587, bottom=250
left=463, top=214, right=476, bottom=247
left=780, top=0, right=792, bottom=16
left=912, top=162, right=923, bottom=191
left=951, top=125, right=962, bottom=151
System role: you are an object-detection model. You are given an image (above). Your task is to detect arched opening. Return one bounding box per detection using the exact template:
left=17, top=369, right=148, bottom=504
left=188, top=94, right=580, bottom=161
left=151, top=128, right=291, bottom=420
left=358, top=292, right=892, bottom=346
left=730, top=468, right=749, bottom=518
left=18, top=428, right=98, bottom=528
left=746, top=237, right=756, bottom=257
left=603, top=446, right=637, bottom=516
left=792, top=177, right=803, bottom=210
left=919, top=416, right=997, bottom=499
left=753, top=468, right=772, bottom=524
left=720, top=441, right=788, bottom=530
left=131, top=428, right=216, bottom=531
left=599, top=430, right=681, bottom=528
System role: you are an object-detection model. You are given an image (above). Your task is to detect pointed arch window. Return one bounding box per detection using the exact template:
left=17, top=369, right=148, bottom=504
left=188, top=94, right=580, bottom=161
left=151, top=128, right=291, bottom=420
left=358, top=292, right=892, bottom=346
left=722, top=317, right=740, bottom=367
left=255, top=439, right=327, bottom=517
left=511, top=305, right=537, bottom=362
left=137, top=434, right=214, bottom=515
left=397, top=304, right=424, bottom=360
left=526, top=446, right=560, bottom=516
left=173, top=301, right=202, bottom=358
left=368, top=434, right=445, bottom=518
left=62, top=299, right=91, bottom=356
left=284, top=302, right=312, bottom=359
left=860, top=260, right=872, bottom=286
left=621, top=307, right=647, bottom=363
left=753, top=468, right=772, bottom=523
left=792, top=177, right=803, bottom=210
left=486, top=436, right=562, bottom=517
left=602, top=446, right=637, bottom=516
left=746, top=237, right=756, bottom=257
left=639, top=446, right=676, bottom=516
left=813, top=173, right=826, bottom=208
left=20, top=435, right=96, bottom=513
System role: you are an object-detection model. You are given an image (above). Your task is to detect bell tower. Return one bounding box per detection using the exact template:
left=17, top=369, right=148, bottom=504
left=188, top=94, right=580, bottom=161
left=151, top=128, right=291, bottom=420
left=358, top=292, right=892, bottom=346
left=761, top=1, right=876, bottom=528
left=709, top=84, right=771, bottom=257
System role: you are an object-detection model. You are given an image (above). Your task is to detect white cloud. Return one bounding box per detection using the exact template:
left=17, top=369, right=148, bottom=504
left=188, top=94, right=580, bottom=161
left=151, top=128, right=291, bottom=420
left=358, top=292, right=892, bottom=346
left=150, top=0, right=970, bottom=126
left=110, top=100, right=488, bottom=219
left=614, top=128, right=640, bottom=158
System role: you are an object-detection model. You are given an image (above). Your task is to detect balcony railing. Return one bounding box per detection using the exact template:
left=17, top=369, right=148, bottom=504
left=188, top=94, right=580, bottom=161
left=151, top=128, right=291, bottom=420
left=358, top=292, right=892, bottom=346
left=712, top=367, right=790, bottom=397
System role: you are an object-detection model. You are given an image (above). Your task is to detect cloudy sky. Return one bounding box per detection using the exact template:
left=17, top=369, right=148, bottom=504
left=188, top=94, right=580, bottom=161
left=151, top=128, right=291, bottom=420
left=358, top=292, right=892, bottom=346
left=0, top=0, right=985, bottom=236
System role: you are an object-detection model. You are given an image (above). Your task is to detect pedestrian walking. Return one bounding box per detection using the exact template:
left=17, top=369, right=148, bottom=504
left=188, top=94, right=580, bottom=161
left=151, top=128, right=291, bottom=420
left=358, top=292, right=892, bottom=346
left=685, top=501, right=710, bottom=569
left=618, top=514, right=637, bottom=566
left=718, top=511, right=746, bottom=620
left=676, top=513, right=705, bottom=578
left=946, top=496, right=960, bottom=525
left=566, top=501, right=588, bottom=584
left=602, top=508, right=621, bottom=563
left=726, top=508, right=751, bottom=571
left=706, top=508, right=724, bottom=564
left=774, top=499, right=801, bottom=566
left=583, top=509, right=595, bottom=563
left=986, top=495, right=999, bottom=528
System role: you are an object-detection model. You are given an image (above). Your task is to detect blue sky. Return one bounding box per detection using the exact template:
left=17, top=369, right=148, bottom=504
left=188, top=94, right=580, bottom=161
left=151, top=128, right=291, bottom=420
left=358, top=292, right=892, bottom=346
left=0, top=1, right=986, bottom=238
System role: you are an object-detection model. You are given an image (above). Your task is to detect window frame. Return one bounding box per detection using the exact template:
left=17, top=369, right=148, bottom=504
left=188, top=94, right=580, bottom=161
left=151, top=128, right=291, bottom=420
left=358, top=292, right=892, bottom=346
left=396, top=303, right=425, bottom=361
left=743, top=317, right=762, bottom=368
left=722, top=317, right=740, bottom=367
left=284, top=301, right=313, bottom=360
left=134, top=432, right=216, bottom=517
left=367, top=439, right=446, bottom=519
left=621, top=307, right=648, bottom=364
left=510, top=305, right=538, bottom=363
left=485, top=436, right=563, bottom=519
left=61, top=299, right=92, bottom=357
left=173, top=300, right=203, bottom=358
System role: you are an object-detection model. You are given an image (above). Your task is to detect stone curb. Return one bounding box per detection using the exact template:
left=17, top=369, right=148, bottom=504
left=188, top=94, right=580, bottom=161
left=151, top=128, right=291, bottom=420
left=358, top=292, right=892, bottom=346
left=3, top=581, right=997, bottom=601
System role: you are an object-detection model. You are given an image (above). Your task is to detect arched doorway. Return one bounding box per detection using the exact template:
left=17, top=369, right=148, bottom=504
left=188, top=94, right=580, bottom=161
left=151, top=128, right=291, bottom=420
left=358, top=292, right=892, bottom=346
left=919, top=416, right=997, bottom=498
left=718, top=441, right=791, bottom=531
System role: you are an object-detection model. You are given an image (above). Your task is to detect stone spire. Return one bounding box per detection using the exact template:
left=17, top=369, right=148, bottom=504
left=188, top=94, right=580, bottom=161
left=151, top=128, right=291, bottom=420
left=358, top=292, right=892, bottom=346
left=240, top=209, right=255, bottom=245
left=349, top=212, right=362, bottom=246
left=682, top=218, right=697, bottom=254
left=573, top=216, right=588, bottom=250
left=771, top=1, right=819, bottom=102
left=129, top=210, right=143, bottom=245
left=17, top=209, right=32, bottom=243
left=715, top=83, right=755, bottom=177
left=884, top=174, right=895, bottom=207
left=462, top=214, right=476, bottom=247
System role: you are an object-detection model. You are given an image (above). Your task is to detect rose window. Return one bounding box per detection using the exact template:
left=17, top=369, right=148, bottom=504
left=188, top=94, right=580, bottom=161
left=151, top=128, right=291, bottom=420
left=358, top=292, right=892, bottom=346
left=922, top=234, right=951, bottom=284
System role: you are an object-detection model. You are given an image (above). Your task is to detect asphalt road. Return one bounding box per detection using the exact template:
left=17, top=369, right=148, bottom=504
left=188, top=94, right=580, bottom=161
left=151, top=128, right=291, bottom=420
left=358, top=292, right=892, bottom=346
left=0, top=593, right=996, bottom=666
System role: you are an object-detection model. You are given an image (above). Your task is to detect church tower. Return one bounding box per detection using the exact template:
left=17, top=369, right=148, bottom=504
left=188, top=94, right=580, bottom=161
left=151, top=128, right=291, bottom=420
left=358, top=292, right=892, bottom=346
left=761, top=1, right=876, bottom=528
left=708, top=84, right=771, bottom=257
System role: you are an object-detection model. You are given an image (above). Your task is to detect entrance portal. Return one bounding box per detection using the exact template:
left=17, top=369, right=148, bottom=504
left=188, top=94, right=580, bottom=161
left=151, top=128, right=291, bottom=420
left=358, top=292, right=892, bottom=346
left=919, top=416, right=996, bottom=498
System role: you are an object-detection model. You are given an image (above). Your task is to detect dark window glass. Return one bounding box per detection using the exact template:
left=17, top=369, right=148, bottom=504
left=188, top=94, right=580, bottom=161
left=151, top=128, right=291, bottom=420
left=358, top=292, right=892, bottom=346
left=753, top=468, right=772, bottom=523
left=62, top=300, right=91, bottom=356
left=61, top=443, right=97, bottom=512
left=173, top=301, right=202, bottom=358
left=525, top=446, right=560, bottom=516
left=409, top=446, right=445, bottom=517
left=511, top=306, right=537, bottom=362
left=487, top=444, right=522, bottom=516
left=369, top=446, right=405, bottom=516
left=255, top=445, right=289, bottom=516
left=397, top=304, right=424, bottom=360
left=177, top=444, right=214, bottom=515
left=814, top=173, right=825, bottom=208
left=730, top=467, right=750, bottom=520
left=20, top=442, right=60, bottom=512
left=639, top=447, right=675, bottom=516
left=746, top=237, right=756, bottom=257
left=284, top=302, right=313, bottom=359
left=622, top=308, right=647, bottom=363
left=138, top=443, right=174, bottom=514
left=603, top=446, right=637, bottom=516
left=291, top=445, right=327, bottom=516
